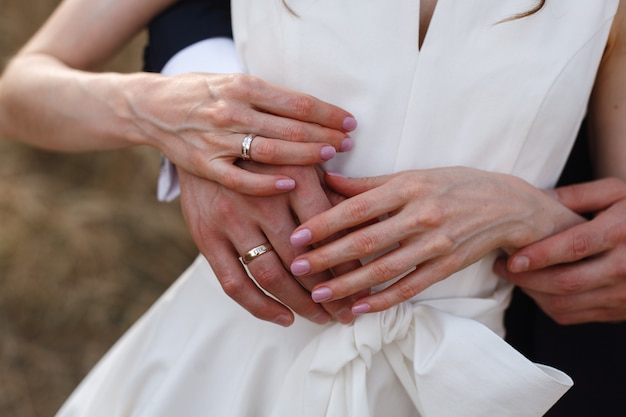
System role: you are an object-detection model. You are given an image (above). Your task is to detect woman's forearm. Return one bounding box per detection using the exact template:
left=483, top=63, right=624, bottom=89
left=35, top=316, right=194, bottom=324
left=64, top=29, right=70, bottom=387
left=0, top=53, right=160, bottom=151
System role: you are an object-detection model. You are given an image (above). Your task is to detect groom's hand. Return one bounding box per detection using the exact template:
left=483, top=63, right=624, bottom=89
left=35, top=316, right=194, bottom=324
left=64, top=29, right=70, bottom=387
left=178, top=164, right=361, bottom=326
left=495, top=178, right=626, bottom=324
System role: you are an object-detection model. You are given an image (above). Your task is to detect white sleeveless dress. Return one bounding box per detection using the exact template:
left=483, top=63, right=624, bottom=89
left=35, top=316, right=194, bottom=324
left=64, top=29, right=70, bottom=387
left=57, top=1, right=618, bottom=416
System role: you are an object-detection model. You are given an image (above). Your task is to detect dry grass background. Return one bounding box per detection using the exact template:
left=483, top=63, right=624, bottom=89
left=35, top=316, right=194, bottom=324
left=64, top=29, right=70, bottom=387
left=0, top=1, right=199, bottom=415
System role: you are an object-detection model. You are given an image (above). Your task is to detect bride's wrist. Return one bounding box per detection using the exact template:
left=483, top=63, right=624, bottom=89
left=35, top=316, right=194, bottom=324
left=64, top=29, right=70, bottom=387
left=500, top=176, right=585, bottom=250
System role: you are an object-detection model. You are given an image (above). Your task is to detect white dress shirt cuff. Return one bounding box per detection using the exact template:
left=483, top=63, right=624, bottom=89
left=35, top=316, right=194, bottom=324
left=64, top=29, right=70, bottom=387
left=157, top=37, right=243, bottom=202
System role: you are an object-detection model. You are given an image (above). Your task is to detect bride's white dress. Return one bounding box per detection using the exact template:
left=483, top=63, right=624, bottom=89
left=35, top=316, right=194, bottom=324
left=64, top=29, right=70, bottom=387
left=57, top=1, right=618, bottom=416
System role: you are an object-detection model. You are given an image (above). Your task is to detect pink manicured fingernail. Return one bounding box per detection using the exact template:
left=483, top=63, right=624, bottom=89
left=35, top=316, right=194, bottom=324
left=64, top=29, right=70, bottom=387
left=321, top=146, right=336, bottom=161
left=275, top=179, right=296, bottom=191
left=340, top=138, right=354, bottom=152
left=342, top=117, right=357, bottom=132
left=290, top=229, right=312, bottom=247
left=510, top=256, right=529, bottom=273
left=351, top=302, right=371, bottom=315
left=312, top=287, right=333, bottom=303
left=290, top=259, right=311, bottom=276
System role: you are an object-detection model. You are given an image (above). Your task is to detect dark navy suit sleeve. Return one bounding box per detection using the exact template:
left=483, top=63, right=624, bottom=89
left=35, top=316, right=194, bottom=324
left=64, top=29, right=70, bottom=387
left=143, top=0, right=232, bottom=73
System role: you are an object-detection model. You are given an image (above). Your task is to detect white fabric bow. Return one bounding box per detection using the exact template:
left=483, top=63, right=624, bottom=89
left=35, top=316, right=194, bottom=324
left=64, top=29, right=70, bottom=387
left=271, top=303, right=572, bottom=417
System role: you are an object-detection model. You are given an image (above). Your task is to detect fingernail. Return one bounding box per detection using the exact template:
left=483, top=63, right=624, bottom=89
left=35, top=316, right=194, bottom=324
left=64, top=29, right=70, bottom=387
left=290, top=229, right=312, bottom=247
left=340, top=137, right=354, bottom=152
left=342, top=116, right=357, bottom=132
left=352, top=302, right=371, bottom=315
left=510, top=256, right=529, bottom=273
left=312, top=311, right=331, bottom=325
left=311, top=287, right=333, bottom=303
left=321, top=145, right=336, bottom=161
left=334, top=307, right=355, bottom=324
left=326, top=171, right=347, bottom=178
left=275, top=178, right=296, bottom=191
left=290, top=259, right=311, bottom=276
left=274, top=314, right=294, bottom=327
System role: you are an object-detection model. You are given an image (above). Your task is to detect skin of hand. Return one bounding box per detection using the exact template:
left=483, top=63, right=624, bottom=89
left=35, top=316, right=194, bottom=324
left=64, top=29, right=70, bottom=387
left=288, top=167, right=584, bottom=314
left=177, top=163, right=364, bottom=327
left=0, top=0, right=357, bottom=196
left=494, top=178, right=626, bottom=324
left=118, top=71, right=357, bottom=195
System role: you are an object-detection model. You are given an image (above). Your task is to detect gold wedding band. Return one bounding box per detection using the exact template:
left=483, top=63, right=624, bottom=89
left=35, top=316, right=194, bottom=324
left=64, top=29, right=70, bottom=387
left=241, top=134, right=256, bottom=161
left=241, top=242, right=273, bottom=265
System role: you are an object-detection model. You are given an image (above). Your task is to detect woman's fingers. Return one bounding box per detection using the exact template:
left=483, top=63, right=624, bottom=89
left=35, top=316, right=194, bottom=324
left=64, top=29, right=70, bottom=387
left=137, top=72, right=357, bottom=195
left=242, top=74, right=357, bottom=135
left=231, top=133, right=353, bottom=165
left=205, top=161, right=295, bottom=196
left=309, top=248, right=462, bottom=314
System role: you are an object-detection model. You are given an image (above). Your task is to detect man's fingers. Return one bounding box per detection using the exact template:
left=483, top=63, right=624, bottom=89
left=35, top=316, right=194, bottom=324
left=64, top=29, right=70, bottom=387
left=203, top=241, right=296, bottom=327
left=507, top=221, right=608, bottom=273
left=554, top=178, right=626, bottom=213
left=523, top=285, right=626, bottom=325
left=247, top=76, right=356, bottom=133
left=244, top=249, right=331, bottom=325
left=496, top=255, right=613, bottom=295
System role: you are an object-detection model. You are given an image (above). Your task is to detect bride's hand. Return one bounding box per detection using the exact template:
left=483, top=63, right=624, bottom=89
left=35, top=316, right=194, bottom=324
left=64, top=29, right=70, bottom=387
left=288, top=167, right=584, bottom=314
left=130, top=72, right=356, bottom=195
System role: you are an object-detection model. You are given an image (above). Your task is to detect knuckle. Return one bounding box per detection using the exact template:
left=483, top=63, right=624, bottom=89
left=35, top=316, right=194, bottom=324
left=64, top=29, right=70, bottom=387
left=344, top=199, right=372, bottom=222
left=249, top=136, right=276, bottom=160
left=395, top=279, right=421, bottom=301
left=429, top=233, right=456, bottom=255
left=351, top=231, right=380, bottom=255
left=288, top=95, right=316, bottom=119
left=228, top=73, right=252, bottom=94
left=219, top=170, right=242, bottom=191
left=412, top=203, right=444, bottom=229
left=553, top=272, right=584, bottom=294
left=280, top=122, right=308, bottom=142
left=209, top=102, right=240, bottom=128
left=570, top=232, right=593, bottom=259
left=368, top=260, right=398, bottom=284
left=220, top=274, right=245, bottom=300
left=252, top=267, right=281, bottom=289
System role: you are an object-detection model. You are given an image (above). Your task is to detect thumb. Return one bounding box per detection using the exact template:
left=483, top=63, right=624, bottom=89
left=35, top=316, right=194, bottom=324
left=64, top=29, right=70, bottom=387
left=324, top=171, right=394, bottom=197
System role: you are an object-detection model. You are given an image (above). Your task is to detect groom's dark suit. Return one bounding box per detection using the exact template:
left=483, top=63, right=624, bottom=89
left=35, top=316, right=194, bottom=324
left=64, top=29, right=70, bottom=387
left=145, top=2, right=626, bottom=415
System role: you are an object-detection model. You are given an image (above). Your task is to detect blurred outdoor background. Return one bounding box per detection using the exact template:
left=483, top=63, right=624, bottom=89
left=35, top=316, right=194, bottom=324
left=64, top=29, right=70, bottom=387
left=0, top=1, right=199, bottom=415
